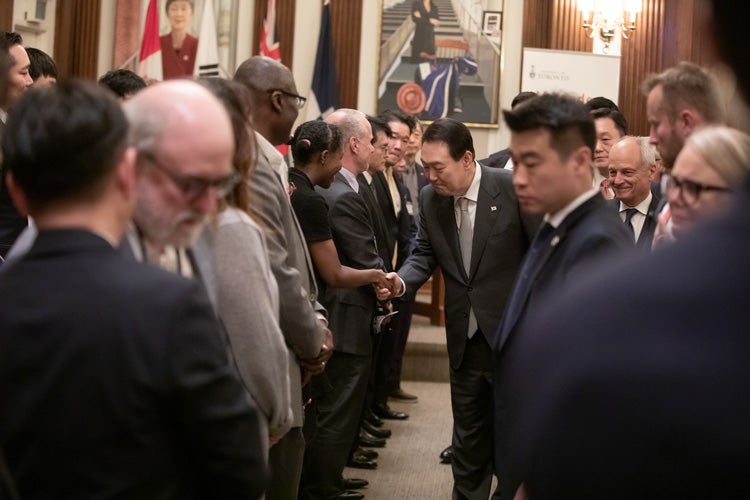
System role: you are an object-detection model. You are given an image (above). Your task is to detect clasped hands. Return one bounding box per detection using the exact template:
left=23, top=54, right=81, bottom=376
left=371, top=271, right=404, bottom=302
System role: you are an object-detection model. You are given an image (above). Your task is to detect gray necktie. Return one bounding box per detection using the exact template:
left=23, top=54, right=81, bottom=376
left=458, top=197, right=477, bottom=338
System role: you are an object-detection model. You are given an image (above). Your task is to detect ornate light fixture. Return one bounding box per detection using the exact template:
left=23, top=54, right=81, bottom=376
left=579, top=0, right=642, bottom=53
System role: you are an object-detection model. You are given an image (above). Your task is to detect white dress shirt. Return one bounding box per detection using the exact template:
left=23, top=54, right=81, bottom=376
left=619, top=192, right=653, bottom=243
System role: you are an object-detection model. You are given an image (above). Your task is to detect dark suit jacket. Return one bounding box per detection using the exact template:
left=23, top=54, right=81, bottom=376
left=608, top=192, right=661, bottom=249
left=479, top=148, right=511, bottom=169
left=493, top=193, right=633, bottom=497
left=373, top=169, right=413, bottom=269
left=503, top=181, right=750, bottom=499
left=316, top=172, right=385, bottom=356
left=0, top=174, right=27, bottom=259
left=398, top=165, right=536, bottom=369
left=358, top=173, right=394, bottom=272
left=0, top=229, right=266, bottom=500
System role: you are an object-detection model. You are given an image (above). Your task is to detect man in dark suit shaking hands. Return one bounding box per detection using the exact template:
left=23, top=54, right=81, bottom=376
left=389, top=118, right=535, bottom=499
left=0, top=81, right=266, bottom=499
left=492, top=92, right=632, bottom=498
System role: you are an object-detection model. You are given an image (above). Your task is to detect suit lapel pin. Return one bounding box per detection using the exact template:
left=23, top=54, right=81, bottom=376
left=551, top=235, right=560, bottom=247
left=490, top=206, right=497, bottom=212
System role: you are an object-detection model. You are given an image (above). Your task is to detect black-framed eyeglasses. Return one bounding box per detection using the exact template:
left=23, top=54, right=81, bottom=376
left=667, top=175, right=731, bottom=205
left=141, top=153, right=239, bottom=201
left=268, top=89, right=307, bottom=109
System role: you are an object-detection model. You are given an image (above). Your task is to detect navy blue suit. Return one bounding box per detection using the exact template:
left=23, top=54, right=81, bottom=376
left=493, top=193, right=633, bottom=498
left=503, top=180, right=750, bottom=499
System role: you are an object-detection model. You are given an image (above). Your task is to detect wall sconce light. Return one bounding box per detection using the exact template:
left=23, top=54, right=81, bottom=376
left=579, top=0, right=642, bottom=53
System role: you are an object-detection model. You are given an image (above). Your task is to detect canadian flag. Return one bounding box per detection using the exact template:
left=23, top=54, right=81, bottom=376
left=138, top=0, right=162, bottom=81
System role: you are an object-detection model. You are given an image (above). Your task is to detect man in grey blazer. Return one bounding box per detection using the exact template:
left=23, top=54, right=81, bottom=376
left=234, top=56, right=332, bottom=500
left=390, top=119, right=536, bottom=499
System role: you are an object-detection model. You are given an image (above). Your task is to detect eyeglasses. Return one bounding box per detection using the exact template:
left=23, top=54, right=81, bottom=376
left=667, top=175, right=731, bottom=205
left=268, top=89, right=307, bottom=109
left=142, top=153, right=239, bottom=201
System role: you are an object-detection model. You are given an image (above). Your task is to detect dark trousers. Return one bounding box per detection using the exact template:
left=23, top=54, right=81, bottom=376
left=267, top=426, right=305, bottom=500
left=450, top=332, right=501, bottom=500
left=387, top=298, right=414, bottom=394
left=299, top=351, right=372, bottom=500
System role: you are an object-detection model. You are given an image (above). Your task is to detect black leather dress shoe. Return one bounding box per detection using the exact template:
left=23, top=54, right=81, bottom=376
left=355, top=447, right=378, bottom=460
left=343, top=477, right=369, bottom=490
left=329, top=490, right=364, bottom=499
left=372, top=403, right=409, bottom=420
left=347, top=455, right=378, bottom=469
left=362, top=420, right=391, bottom=438
left=439, top=445, right=453, bottom=464
left=358, top=429, right=386, bottom=448
left=364, top=408, right=384, bottom=427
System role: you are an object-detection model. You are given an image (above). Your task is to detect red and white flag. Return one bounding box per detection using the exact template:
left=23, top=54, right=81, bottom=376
left=260, top=0, right=281, bottom=61
left=138, top=0, right=162, bottom=81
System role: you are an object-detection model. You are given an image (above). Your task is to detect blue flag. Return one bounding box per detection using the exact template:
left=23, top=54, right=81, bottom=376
left=308, top=1, right=339, bottom=119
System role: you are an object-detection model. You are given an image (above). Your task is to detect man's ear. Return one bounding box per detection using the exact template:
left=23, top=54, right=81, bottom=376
left=677, top=108, right=699, bottom=138
left=268, top=90, right=284, bottom=114
left=572, top=146, right=593, bottom=174
left=647, top=161, right=657, bottom=182
left=462, top=150, right=473, bottom=167
left=5, top=172, right=30, bottom=217
left=114, top=147, right=137, bottom=202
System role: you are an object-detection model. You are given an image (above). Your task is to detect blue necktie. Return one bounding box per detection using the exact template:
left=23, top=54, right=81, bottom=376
left=624, top=208, right=638, bottom=240
left=500, top=223, right=556, bottom=339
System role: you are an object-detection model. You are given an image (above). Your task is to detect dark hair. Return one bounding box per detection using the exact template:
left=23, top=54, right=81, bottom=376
left=1, top=80, right=128, bottom=211
left=0, top=39, right=10, bottom=102
left=584, top=96, right=619, bottom=112
left=165, top=0, right=194, bottom=13
left=197, top=77, right=255, bottom=214
left=0, top=32, right=23, bottom=48
left=591, top=107, right=628, bottom=136
left=422, top=118, right=475, bottom=161
left=512, top=91, right=538, bottom=109
left=367, top=116, right=392, bottom=142
left=291, top=120, right=342, bottom=166
left=98, top=69, right=147, bottom=99
left=26, top=47, right=57, bottom=81
left=503, top=93, right=595, bottom=160
left=380, top=109, right=414, bottom=134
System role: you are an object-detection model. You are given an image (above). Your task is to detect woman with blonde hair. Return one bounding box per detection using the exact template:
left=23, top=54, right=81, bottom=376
left=662, top=125, right=750, bottom=242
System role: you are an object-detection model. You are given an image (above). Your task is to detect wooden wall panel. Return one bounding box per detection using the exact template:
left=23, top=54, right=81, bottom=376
left=253, top=0, right=296, bottom=68
left=618, top=0, right=666, bottom=135
left=550, top=0, right=592, bottom=52
left=1, top=2, right=13, bottom=32
left=329, top=0, right=361, bottom=109
left=522, top=0, right=552, bottom=49
left=54, top=0, right=101, bottom=80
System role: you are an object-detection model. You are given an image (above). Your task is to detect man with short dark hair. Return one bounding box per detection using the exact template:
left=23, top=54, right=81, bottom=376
left=98, top=69, right=147, bottom=100
left=0, top=80, right=266, bottom=500
left=26, top=47, right=57, bottom=88
left=493, top=92, right=634, bottom=498
left=388, top=118, right=535, bottom=499
left=0, top=31, right=33, bottom=259
left=234, top=55, right=332, bottom=500
left=607, top=136, right=660, bottom=247
left=504, top=2, right=750, bottom=496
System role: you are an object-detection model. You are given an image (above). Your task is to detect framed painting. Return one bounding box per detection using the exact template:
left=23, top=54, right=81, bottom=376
left=376, top=0, right=502, bottom=127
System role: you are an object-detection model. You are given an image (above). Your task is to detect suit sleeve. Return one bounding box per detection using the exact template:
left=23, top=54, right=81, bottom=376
left=249, top=161, right=323, bottom=360
left=212, top=218, right=293, bottom=443
left=328, top=191, right=384, bottom=272
left=168, top=281, right=268, bottom=500
left=399, top=188, right=438, bottom=300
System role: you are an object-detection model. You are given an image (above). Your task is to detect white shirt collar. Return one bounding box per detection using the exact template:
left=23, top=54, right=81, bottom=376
left=619, top=191, right=653, bottom=215
left=545, top=188, right=599, bottom=228
left=362, top=171, right=373, bottom=183
left=339, top=167, right=360, bottom=193
left=454, top=161, right=482, bottom=205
